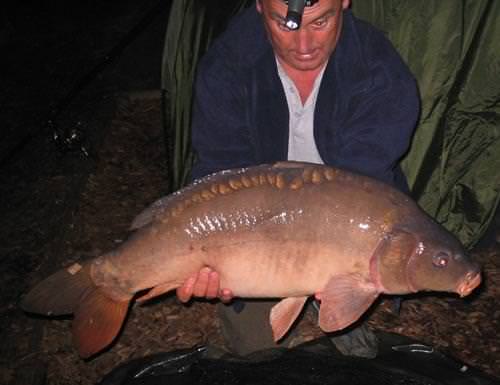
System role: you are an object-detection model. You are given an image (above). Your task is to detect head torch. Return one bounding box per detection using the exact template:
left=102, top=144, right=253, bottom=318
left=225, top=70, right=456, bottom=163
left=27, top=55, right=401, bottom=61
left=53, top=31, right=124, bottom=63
left=284, top=0, right=319, bottom=30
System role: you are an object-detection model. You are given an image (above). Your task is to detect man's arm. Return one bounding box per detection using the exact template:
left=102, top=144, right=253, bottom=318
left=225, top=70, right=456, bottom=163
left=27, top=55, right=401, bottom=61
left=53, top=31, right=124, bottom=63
left=189, top=6, right=266, bottom=180
left=190, top=61, right=255, bottom=180
left=336, top=80, right=420, bottom=191
left=319, top=20, right=421, bottom=192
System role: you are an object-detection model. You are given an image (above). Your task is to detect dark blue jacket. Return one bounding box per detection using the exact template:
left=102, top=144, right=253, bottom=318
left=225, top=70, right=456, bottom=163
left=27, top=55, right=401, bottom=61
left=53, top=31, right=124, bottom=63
left=191, top=6, right=420, bottom=192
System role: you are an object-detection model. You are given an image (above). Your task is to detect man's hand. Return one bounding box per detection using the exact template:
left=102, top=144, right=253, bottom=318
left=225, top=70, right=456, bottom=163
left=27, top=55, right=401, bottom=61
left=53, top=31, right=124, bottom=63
left=176, top=267, right=233, bottom=303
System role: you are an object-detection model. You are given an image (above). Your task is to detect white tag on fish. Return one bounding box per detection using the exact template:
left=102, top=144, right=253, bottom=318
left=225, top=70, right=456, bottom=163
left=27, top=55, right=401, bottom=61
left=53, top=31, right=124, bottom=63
left=67, top=263, right=83, bottom=275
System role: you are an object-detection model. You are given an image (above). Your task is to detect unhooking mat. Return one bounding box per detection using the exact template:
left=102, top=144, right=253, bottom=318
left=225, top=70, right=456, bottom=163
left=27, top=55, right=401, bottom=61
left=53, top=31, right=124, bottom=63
left=98, top=332, right=500, bottom=385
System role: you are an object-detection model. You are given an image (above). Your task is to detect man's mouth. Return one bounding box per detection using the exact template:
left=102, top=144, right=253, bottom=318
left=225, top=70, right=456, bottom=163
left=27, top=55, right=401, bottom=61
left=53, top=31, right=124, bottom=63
left=294, top=50, right=318, bottom=61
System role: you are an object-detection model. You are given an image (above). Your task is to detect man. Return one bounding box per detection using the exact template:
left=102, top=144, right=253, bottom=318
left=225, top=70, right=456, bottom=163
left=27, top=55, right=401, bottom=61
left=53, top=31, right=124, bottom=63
left=176, top=0, right=420, bottom=357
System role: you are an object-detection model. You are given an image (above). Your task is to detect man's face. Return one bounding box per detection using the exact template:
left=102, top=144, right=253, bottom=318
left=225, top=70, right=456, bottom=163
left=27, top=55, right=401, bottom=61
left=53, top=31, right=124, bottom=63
left=257, top=0, right=350, bottom=72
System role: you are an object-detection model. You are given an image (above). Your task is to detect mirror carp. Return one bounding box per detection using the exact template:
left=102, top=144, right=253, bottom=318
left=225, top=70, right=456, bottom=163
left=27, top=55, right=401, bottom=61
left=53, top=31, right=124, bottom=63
left=21, top=162, right=481, bottom=358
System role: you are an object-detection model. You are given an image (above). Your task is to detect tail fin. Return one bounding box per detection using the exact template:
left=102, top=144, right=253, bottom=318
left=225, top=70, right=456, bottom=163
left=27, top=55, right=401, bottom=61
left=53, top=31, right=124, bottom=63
left=21, top=262, right=130, bottom=358
left=73, top=288, right=129, bottom=358
left=21, top=263, right=93, bottom=315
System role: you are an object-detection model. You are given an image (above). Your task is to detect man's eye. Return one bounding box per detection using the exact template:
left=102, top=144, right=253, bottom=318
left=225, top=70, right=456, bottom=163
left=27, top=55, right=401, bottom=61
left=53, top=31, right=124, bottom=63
left=313, top=18, right=327, bottom=28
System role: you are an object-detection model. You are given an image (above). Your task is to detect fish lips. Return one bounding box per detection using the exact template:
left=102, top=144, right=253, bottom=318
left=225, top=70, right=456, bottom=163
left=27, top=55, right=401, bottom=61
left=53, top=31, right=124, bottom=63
left=456, top=268, right=482, bottom=297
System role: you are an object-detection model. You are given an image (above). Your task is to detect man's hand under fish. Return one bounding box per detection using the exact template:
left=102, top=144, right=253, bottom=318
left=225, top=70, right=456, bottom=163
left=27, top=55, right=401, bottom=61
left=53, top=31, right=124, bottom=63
left=178, top=268, right=322, bottom=303
left=177, top=267, right=234, bottom=303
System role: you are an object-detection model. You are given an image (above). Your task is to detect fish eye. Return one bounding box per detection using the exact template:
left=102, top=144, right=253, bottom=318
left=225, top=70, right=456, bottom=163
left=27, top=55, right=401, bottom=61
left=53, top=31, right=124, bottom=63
left=432, top=252, right=450, bottom=268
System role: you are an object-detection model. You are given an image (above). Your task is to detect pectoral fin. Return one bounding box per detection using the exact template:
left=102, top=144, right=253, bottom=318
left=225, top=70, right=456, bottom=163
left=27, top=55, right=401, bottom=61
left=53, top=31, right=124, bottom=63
left=318, top=274, right=379, bottom=333
left=136, top=282, right=178, bottom=304
left=270, top=296, right=308, bottom=341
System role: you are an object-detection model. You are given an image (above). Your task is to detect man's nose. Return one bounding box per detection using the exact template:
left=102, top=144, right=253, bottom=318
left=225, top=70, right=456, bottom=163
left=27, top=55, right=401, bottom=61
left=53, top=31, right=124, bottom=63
left=295, top=27, right=313, bottom=53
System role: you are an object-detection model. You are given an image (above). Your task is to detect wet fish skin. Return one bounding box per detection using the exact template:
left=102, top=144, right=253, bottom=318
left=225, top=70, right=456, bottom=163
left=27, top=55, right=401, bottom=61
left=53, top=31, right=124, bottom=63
left=20, top=161, right=481, bottom=358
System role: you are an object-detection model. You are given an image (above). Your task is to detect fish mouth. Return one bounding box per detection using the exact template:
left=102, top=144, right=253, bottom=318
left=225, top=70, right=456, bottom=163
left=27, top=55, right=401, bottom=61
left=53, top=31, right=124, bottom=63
left=457, top=270, right=482, bottom=297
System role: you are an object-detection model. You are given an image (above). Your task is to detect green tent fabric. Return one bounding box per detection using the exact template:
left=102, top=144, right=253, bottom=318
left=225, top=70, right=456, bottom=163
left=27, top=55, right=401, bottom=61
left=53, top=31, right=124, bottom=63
left=351, top=1, right=500, bottom=247
left=161, top=0, right=251, bottom=191
left=161, top=0, right=500, bottom=248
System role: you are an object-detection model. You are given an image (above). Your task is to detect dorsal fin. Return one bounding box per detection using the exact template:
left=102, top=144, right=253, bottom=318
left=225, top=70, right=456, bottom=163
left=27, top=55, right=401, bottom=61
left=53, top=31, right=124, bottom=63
left=130, top=196, right=175, bottom=230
